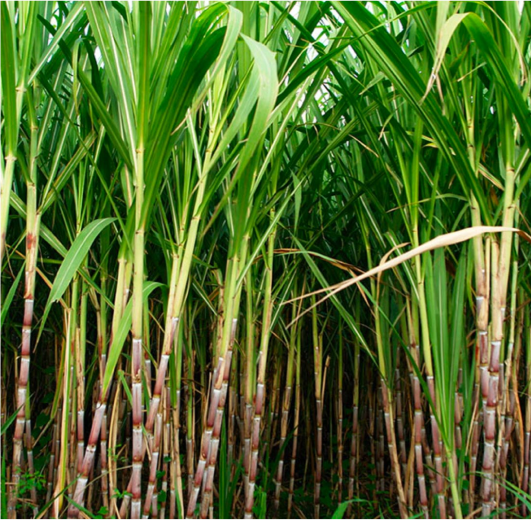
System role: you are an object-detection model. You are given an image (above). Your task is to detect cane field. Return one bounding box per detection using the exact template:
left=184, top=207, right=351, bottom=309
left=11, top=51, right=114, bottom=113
left=2, top=1, right=531, bottom=519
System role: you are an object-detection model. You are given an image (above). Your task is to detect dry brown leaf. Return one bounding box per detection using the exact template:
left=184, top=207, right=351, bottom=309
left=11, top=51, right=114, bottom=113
left=288, top=226, right=531, bottom=326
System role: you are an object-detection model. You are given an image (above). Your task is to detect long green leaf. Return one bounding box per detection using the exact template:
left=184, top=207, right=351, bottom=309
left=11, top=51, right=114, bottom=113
left=331, top=1, right=491, bottom=222
left=1, top=260, right=25, bottom=327
left=37, top=218, right=116, bottom=342
left=1, top=2, right=17, bottom=153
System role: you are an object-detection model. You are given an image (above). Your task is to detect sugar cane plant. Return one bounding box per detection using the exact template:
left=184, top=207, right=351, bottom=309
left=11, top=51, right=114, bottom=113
left=2, top=1, right=531, bottom=519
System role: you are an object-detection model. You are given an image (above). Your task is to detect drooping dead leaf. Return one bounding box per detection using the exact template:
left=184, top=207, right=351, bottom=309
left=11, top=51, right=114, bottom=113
left=288, top=226, right=531, bottom=326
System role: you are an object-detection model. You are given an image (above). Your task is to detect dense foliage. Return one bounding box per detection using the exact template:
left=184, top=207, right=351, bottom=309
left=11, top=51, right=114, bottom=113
left=2, top=1, right=531, bottom=519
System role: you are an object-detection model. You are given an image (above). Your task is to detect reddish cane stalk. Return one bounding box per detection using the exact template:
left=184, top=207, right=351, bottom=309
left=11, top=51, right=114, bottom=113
left=335, top=322, right=345, bottom=504
left=186, top=319, right=237, bottom=518
left=347, top=338, right=360, bottom=518
left=199, top=348, right=233, bottom=518
left=482, top=242, right=501, bottom=517
left=274, top=307, right=295, bottom=510
left=287, top=329, right=301, bottom=519
left=407, top=329, right=428, bottom=517
left=69, top=257, right=131, bottom=517
left=10, top=105, right=41, bottom=515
